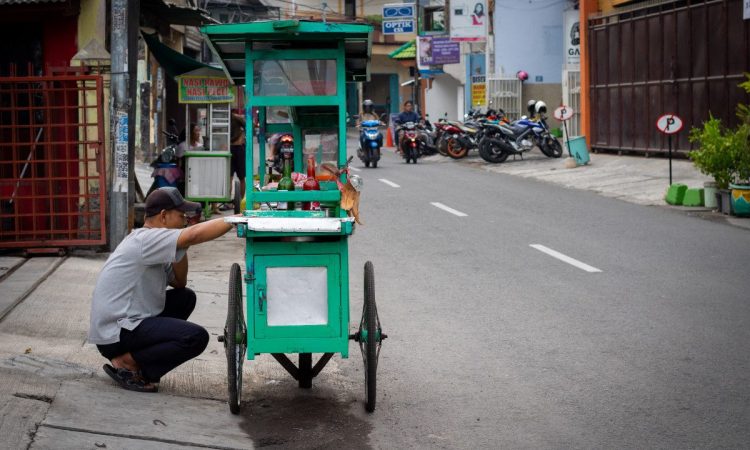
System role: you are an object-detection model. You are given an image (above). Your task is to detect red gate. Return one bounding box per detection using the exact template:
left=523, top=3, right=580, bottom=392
left=588, top=0, right=750, bottom=155
left=0, top=72, right=106, bottom=250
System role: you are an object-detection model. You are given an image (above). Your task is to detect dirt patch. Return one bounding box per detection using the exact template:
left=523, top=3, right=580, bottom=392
left=239, top=392, right=372, bottom=449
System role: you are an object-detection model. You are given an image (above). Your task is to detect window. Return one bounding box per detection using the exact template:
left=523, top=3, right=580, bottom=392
left=344, top=0, right=356, bottom=18
left=253, top=60, right=337, bottom=96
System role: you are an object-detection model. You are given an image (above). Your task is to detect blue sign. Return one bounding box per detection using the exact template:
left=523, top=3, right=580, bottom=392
left=383, top=3, right=414, bottom=19
left=383, top=19, right=414, bottom=34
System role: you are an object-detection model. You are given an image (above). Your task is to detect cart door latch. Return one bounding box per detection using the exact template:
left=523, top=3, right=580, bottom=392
left=257, top=285, right=266, bottom=314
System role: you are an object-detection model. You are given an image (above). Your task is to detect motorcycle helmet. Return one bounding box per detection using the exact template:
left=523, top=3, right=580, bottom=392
left=516, top=70, right=529, bottom=81
left=362, top=99, right=374, bottom=114
left=527, top=99, right=537, bottom=117
left=535, top=100, right=548, bottom=116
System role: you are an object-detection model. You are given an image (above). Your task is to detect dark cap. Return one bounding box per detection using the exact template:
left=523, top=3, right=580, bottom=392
left=145, top=187, right=201, bottom=217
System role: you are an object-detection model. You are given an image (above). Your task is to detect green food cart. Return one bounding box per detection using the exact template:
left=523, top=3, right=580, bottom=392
left=176, top=68, right=242, bottom=217
left=202, top=20, right=386, bottom=414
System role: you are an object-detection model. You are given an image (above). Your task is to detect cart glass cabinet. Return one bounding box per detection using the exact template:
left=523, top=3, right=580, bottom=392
left=201, top=20, right=385, bottom=414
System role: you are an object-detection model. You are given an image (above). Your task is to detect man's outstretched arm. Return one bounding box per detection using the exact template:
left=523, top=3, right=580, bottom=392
left=176, top=217, right=234, bottom=250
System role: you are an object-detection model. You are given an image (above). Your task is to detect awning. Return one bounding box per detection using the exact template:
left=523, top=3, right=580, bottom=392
left=201, top=20, right=373, bottom=84
left=141, top=0, right=217, bottom=27
left=142, top=32, right=216, bottom=78
left=388, top=40, right=415, bottom=60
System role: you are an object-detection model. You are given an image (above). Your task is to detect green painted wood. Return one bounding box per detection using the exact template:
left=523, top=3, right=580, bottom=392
left=253, top=254, right=340, bottom=339
left=202, top=20, right=371, bottom=40
left=265, top=123, right=293, bottom=134
left=214, top=22, right=364, bottom=362
left=241, top=237, right=351, bottom=359
left=337, top=40, right=347, bottom=167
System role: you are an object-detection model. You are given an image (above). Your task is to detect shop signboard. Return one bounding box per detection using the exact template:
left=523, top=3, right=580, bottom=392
left=382, top=19, right=414, bottom=34
left=564, top=9, right=580, bottom=68
left=417, top=36, right=460, bottom=66
left=178, top=76, right=236, bottom=104
left=449, top=0, right=487, bottom=41
left=471, top=75, right=486, bottom=107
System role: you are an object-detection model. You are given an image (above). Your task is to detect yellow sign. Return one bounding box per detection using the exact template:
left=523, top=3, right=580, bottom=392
left=471, top=82, right=486, bottom=107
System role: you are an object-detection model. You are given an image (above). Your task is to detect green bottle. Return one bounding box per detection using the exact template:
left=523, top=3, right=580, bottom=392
left=277, top=152, right=294, bottom=210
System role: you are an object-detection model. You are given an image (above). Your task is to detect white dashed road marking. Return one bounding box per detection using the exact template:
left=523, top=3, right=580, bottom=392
left=430, top=202, right=468, bottom=217
left=529, top=244, right=602, bottom=273
left=378, top=179, right=401, bottom=188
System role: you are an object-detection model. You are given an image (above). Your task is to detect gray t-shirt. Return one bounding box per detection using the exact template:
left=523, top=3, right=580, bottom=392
left=88, top=228, right=186, bottom=345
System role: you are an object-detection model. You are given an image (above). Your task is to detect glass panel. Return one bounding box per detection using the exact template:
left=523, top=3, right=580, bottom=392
left=303, top=129, right=339, bottom=165
left=253, top=60, right=337, bottom=96
left=212, top=133, right=229, bottom=152
left=267, top=267, right=329, bottom=326
left=266, top=106, right=291, bottom=124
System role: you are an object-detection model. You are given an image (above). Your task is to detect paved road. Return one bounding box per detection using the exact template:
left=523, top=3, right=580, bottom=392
left=1, top=146, right=749, bottom=449
left=347, top=149, right=750, bottom=448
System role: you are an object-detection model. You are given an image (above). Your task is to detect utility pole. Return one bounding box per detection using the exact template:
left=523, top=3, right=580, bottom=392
left=109, top=0, right=139, bottom=249
left=414, top=0, right=421, bottom=116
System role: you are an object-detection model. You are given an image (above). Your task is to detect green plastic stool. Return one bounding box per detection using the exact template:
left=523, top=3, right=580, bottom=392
left=682, top=188, right=704, bottom=207
left=665, top=184, right=688, bottom=205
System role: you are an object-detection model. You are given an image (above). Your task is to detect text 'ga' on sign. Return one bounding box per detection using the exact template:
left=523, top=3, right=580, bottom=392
left=656, top=114, right=683, bottom=134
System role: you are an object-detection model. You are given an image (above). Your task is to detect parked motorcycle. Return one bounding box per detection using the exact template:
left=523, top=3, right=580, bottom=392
left=357, top=119, right=383, bottom=168
left=397, top=122, right=420, bottom=164
left=443, top=121, right=480, bottom=159
left=147, top=130, right=182, bottom=196
left=479, top=101, right=563, bottom=163
left=417, top=117, right=439, bottom=156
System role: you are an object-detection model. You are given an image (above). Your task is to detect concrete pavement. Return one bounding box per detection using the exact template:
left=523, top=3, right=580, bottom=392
left=0, top=146, right=748, bottom=449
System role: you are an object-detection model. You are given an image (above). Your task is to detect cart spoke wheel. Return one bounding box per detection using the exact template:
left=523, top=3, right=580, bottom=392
left=226, top=263, right=246, bottom=415
left=358, top=261, right=382, bottom=413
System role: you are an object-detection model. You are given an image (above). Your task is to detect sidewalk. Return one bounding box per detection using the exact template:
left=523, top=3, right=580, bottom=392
left=419, top=149, right=750, bottom=231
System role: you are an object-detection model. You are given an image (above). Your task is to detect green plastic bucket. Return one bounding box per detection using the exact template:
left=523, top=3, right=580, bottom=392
left=567, top=136, right=590, bottom=166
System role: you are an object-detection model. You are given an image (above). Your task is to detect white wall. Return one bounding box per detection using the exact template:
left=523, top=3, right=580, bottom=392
left=425, top=74, right=460, bottom=121
left=493, top=1, right=565, bottom=83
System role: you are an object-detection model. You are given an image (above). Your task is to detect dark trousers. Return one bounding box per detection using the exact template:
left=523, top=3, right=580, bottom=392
left=97, top=288, right=209, bottom=383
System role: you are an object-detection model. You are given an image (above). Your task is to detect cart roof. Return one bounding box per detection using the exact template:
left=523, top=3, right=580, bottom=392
left=201, top=20, right=372, bottom=84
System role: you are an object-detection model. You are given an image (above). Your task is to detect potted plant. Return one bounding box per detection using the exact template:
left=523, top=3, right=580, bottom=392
left=729, top=75, right=750, bottom=216
left=689, top=73, right=750, bottom=216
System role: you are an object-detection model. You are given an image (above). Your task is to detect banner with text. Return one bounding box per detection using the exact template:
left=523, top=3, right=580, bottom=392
left=178, top=76, right=236, bottom=104
left=450, top=0, right=487, bottom=41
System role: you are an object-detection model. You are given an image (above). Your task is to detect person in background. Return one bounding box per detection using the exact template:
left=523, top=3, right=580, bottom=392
left=224, top=113, right=247, bottom=210
left=395, top=100, right=420, bottom=151
left=89, top=187, right=234, bottom=393
left=176, top=123, right=203, bottom=157
left=175, top=123, right=202, bottom=195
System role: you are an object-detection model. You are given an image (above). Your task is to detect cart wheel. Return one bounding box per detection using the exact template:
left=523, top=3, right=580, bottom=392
left=358, top=261, right=382, bottom=412
left=233, top=179, right=241, bottom=214
left=225, top=263, right=246, bottom=414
